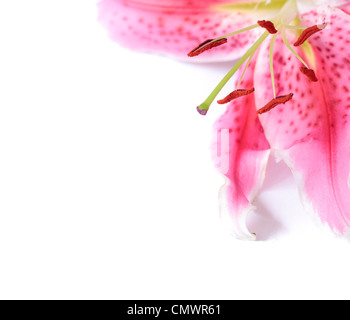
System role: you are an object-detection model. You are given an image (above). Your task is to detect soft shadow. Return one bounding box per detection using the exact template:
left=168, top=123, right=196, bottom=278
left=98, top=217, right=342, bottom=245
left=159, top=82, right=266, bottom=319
left=247, top=199, right=285, bottom=241
left=262, top=156, right=293, bottom=191
left=341, top=232, right=350, bottom=243
left=180, top=59, right=238, bottom=74
left=246, top=158, right=294, bottom=241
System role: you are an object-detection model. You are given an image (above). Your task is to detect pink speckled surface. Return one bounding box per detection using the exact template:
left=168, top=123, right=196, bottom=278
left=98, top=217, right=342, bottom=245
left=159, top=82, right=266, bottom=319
left=98, top=0, right=350, bottom=237
left=213, top=63, right=270, bottom=239
left=255, top=9, right=350, bottom=233
left=98, top=0, right=259, bottom=61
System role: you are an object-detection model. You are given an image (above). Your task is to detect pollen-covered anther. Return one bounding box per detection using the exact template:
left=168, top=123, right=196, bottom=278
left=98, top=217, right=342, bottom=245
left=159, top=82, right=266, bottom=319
left=257, top=93, right=294, bottom=114
left=300, top=66, right=318, bottom=82
left=217, top=88, right=255, bottom=104
left=257, top=20, right=278, bottom=34
left=188, top=38, right=228, bottom=57
left=294, top=24, right=327, bottom=47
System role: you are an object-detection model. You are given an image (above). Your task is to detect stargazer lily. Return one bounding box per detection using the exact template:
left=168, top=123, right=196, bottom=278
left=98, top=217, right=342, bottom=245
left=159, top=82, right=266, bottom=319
left=99, top=0, right=350, bottom=240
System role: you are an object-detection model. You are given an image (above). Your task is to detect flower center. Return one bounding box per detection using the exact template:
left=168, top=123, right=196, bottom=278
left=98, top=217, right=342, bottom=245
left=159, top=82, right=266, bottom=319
left=190, top=0, right=326, bottom=115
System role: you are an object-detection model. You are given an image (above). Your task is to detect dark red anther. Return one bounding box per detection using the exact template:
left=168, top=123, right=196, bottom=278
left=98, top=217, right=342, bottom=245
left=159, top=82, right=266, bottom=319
left=257, top=93, right=294, bottom=114
left=300, top=66, right=318, bottom=82
left=294, top=24, right=327, bottom=46
left=257, top=20, right=278, bottom=34
left=217, top=88, right=255, bottom=104
left=188, top=38, right=228, bottom=57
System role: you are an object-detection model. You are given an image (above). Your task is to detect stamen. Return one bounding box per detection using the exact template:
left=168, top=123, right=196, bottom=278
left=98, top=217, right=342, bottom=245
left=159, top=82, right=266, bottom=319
left=284, top=25, right=306, bottom=30
left=300, top=66, right=318, bottom=82
left=189, top=23, right=260, bottom=59
left=257, top=93, right=294, bottom=114
left=294, top=24, right=327, bottom=47
left=258, top=20, right=278, bottom=34
left=222, top=23, right=259, bottom=39
left=193, top=0, right=304, bottom=116
left=281, top=28, right=309, bottom=68
left=236, top=53, right=254, bottom=88
left=196, top=31, right=270, bottom=115
left=188, top=38, right=228, bottom=57
left=270, top=33, right=278, bottom=98
left=217, top=88, right=255, bottom=104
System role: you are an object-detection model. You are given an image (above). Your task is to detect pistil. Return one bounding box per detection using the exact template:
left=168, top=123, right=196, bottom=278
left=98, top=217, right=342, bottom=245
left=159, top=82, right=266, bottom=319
left=196, top=31, right=270, bottom=115
left=188, top=0, right=326, bottom=116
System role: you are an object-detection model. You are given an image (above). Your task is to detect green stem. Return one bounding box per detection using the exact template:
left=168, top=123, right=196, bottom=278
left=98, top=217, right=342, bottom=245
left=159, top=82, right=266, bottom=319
left=219, top=24, right=259, bottom=40
left=236, top=52, right=254, bottom=89
left=203, top=24, right=259, bottom=52
left=284, top=25, right=305, bottom=30
left=270, top=32, right=278, bottom=98
left=197, top=31, right=270, bottom=114
left=281, top=27, right=309, bottom=68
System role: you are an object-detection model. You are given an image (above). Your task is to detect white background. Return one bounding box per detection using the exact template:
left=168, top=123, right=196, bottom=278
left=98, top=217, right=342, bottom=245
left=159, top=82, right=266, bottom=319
left=0, top=0, right=350, bottom=300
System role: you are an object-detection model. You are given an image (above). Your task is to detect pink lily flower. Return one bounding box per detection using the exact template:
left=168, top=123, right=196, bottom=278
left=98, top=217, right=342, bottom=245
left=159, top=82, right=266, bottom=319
left=99, top=0, right=350, bottom=240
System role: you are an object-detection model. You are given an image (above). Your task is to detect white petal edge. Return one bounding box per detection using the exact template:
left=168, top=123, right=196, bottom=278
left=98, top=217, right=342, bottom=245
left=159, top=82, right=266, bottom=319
left=275, top=149, right=336, bottom=235
left=218, top=151, right=271, bottom=241
left=219, top=182, right=257, bottom=241
left=296, top=0, right=349, bottom=15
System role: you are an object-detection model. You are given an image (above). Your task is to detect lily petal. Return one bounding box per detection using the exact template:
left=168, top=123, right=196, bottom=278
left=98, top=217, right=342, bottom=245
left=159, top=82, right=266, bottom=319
left=98, top=0, right=261, bottom=61
left=339, top=2, right=350, bottom=14
left=254, top=9, right=350, bottom=233
left=213, top=65, right=270, bottom=240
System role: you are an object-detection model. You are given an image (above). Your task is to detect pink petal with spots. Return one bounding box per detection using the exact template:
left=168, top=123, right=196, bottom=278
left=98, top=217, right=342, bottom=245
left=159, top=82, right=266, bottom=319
left=98, top=0, right=260, bottom=61
left=254, top=9, right=350, bottom=233
left=339, top=2, right=350, bottom=14
left=213, top=64, right=270, bottom=240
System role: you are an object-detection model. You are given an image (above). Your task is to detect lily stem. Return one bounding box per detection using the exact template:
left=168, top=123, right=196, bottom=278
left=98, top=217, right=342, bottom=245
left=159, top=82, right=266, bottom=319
left=197, top=31, right=270, bottom=114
